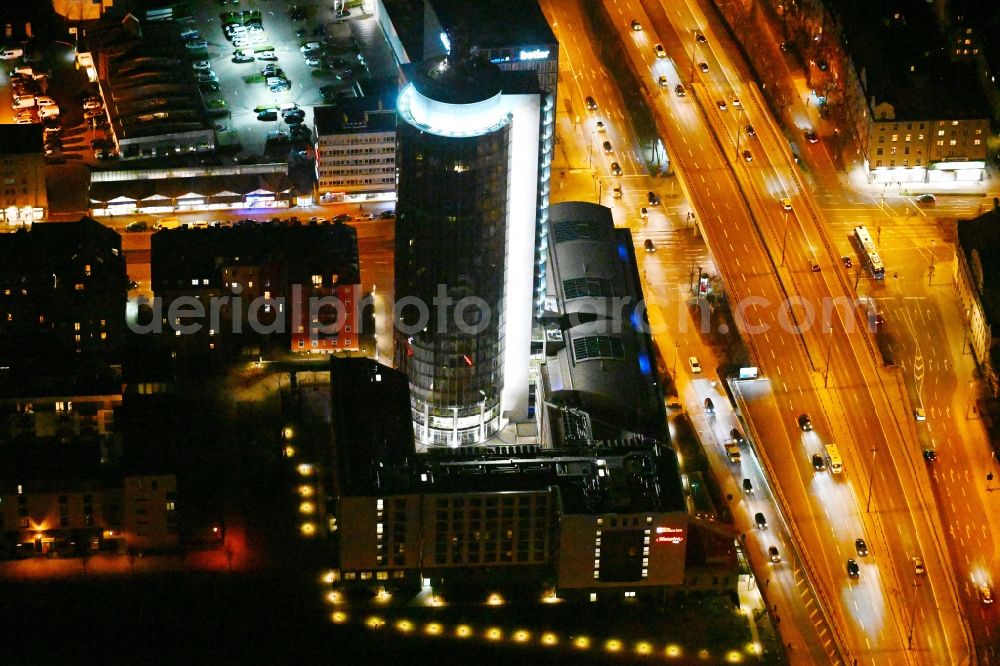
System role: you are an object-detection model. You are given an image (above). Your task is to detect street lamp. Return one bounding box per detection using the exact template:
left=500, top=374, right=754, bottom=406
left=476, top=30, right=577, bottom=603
left=907, top=581, right=922, bottom=649
left=690, top=30, right=700, bottom=82
left=866, top=447, right=878, bottom=512
left=823, top=325, right=834, bottom=388
left=672, top=341, right=680, bottom=376
left=780, top=212, right=790, bottom=267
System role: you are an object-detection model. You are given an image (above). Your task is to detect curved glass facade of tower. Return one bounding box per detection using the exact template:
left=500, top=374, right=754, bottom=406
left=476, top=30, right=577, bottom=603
left=395, top=56, right=513, bottom=448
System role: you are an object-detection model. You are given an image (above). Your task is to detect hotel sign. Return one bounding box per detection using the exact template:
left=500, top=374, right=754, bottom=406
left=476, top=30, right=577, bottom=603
left=654, top=526, right=684, bottom=544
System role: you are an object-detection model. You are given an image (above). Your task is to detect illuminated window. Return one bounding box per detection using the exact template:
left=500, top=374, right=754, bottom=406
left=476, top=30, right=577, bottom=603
left=938, top=130, right=945, bottom=137
left=891, top=134, right=898, bottom=142
left=311, top=275, right=322, bottom=286
left=74, top=322, right=81, bottom=331
left=950, top=139, right=957, bottom=146
left=974, top=139, right=982, bottom=146
left=904, top=135, right=911, bottom=142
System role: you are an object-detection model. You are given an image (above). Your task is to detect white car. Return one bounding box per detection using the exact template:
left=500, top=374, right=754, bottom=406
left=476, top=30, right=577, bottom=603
left=185, top=39, right=208, bottom=50
left=38, top=105, right=60, bottom=119
left=305, top=57, right=321, bottom=67
left=14, top=116, right=34, bottom=124
left=12, top=96, right=35, bottom=109
left=1, top=47, right=25, bottom=60
left=192, top=60, right=211, bottom=71
left=780, top=197, right=792, bottom=211
left=300, top=42, right=322, bottom=53
left=688, top=356, right=702, bottom=373
left=35, top=96, right=56, bottom=107
left=654, top=43, right=666, bottom=58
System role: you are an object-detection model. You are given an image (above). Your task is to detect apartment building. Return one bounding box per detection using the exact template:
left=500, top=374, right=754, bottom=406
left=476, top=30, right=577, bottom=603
left=0, top=125, right=47, bottom=228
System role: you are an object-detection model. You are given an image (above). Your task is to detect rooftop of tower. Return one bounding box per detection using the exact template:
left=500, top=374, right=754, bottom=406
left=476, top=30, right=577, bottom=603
left=412, top=36, right=504, bottom=105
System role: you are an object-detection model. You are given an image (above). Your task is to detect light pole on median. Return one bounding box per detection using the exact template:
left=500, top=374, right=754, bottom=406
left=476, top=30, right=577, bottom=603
left=690, top=31, right=699, bottom=82
left=672, top=341, right=679, bottom=377
left=907, top=581, right=922, bottom=650
left=780, top=212, right=790, bottom=267
left=866, top=447, right=878, bottom=512
left=823, top=325, right=834, bottom=388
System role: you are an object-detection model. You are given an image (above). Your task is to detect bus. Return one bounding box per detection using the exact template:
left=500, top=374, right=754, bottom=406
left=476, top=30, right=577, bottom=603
left=825, top=444, right=844, bottom=474
left=853, top=225, right=885, bottom=280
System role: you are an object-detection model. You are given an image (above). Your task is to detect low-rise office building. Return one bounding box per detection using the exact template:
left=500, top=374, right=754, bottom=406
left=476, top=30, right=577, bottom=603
left=89, top=164, right=298, bottom=216
left=315, top=100, right=397, bottom=202
left=0, top=125, right=47, bottom=228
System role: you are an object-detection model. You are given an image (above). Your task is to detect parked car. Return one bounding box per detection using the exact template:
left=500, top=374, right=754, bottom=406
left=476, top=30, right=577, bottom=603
left=300, top=42, right=322, bottom=53
left=257, top=53, right=278, bottom=61
left=38, top=105, right=60, bottom=119
left=185, top=39, right=208, bottom=50
left=232, top=53, right=255, bottom=63
left=83, top=98, right=103, bottom=110
left=125, top=221, right=148, bottom=232
left=192, top=60, right=211, bottom=71
left=257, top=110, right=278, bottom=121
left=200, top=81, right=221, bottom=93
left=1, top=47, right=25, bottom=60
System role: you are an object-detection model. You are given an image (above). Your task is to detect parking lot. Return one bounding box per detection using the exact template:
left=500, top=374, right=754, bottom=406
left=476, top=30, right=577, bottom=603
left=185, top=0, right=396, bottom=160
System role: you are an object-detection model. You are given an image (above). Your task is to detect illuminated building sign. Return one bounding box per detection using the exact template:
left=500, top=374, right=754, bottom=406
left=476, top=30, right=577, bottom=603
left=519, top=49, right=550, bottom=61
left=654, top=526, right=685, bottom=544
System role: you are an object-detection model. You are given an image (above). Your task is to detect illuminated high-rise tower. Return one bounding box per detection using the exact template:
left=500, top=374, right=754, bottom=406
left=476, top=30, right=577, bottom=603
left=394, top=34, right=542, bottom=449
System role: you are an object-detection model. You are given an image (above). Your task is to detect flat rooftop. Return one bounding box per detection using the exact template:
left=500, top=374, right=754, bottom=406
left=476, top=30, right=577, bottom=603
left=831, top=0, right=990, bottom=119
left=428, top=0, right=556, bottom=49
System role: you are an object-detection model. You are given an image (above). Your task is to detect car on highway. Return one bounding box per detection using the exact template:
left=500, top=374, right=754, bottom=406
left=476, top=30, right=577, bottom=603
left=842, top=256, right=853, bottom=268
left=704, top=397, right=714, bottom=414
left=585, top=96, right=598, bottom=110
left=746, top=124, right=755, bottom=136
left=780, top=197, right=792, bottom=211
left=596, top=121, right=605, bottom=132
left=810, top=261, right=821, bottom=272
left=674, top=83, right=686, bottom=97
left=688, top=356, right=701, bottom=373
left=913, top=557, right=925, bottom=575
left=805, top=129, right=819, bottom=143
left=797, top=413, right=813, bottom=431
left=696, top=33, right=707, bottom=44
left=916, top=193, right=936, bottom=204
left=699, top=62, right=709, bottom=73
left=980, top=584, right=994, bottom=605
left=847, top=558, right=860, bottom=578
left=768, top=546, right=781, bottom=563
left=644, top=238, right=656, bottom=253
left=639, top=206, right=648, bottom=219
left=731, top=97, right=741, bottom=108
left=610, top=162, right=622, bottom=176
left=647, top=191, right=660, bottom=205
left=602, top=140, right=613, bottom=154
left=742, top=478, right=753, bottom=494
left=914, top=407, right=926, bottom=421
left=716, top=99, right=727, bottom=111
left=631, top=19, right=642, bottom=31
left=754, top=512, right=767, bottom=529
left=742, top=150, right=752, bottom=162
left=654, top=43, right=666, bottom=58
left=855, top=538, right=868, bottom=556
left=923, top=448, right=938, bottom=463
left=658, top=75, right=668, bottom=88
left=730, top=428, right=745, bottom=444
left=811, top=453, right=826, bottom=471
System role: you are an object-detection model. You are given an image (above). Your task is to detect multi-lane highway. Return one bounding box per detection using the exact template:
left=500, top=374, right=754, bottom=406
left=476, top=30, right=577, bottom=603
left=589, top=0, right=976, bottom=662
